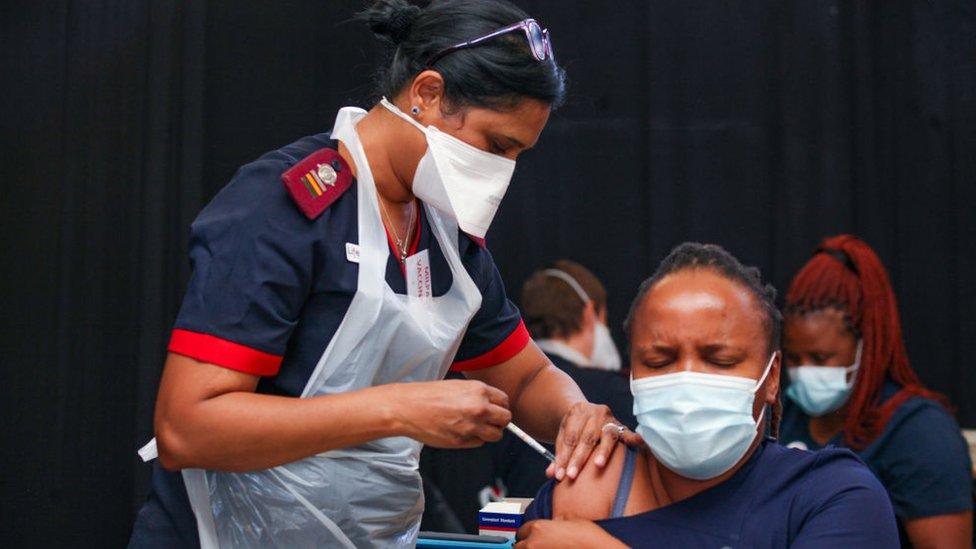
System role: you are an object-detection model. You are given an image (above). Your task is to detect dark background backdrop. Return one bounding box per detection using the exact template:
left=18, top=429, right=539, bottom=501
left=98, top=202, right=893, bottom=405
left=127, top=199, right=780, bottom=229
left=3, top=0, right=974, bottom=545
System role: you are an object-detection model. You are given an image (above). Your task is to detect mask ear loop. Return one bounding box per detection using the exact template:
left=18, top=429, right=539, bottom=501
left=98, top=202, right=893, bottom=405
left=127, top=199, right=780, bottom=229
left=380, top=97, right=428, bottom=133
left=841, top=340, right=864, bottom=391
left=846, top=339, right=863, bottom=373
left=747, top=352, right=777, bottom=439
left=541, top=269, right=591, bottom=303
left=752, top=351, right=779, bottom=432
left=753, top=351, right=777, bottom=391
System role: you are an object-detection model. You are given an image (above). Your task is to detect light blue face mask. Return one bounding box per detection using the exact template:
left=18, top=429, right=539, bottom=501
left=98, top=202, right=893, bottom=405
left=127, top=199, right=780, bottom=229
left=785, top=340, right=862, bottom=417
left=631, top=354, right=776, bottom=481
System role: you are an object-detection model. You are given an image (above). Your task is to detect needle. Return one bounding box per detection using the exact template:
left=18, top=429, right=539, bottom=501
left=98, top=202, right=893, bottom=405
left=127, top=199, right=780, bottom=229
left=506, top=423, right=556, bottom=462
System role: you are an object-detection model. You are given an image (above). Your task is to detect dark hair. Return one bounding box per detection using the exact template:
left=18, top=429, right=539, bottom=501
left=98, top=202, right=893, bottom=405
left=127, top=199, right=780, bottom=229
left=624, top=243, right=782, bottom=351
left=361, top=0, right=566, bottom=110
left=521, top=260, right=606, bottom=339
left=624, top=243, right=784, bottom=436
left=785, top=234, right=950, bottom=450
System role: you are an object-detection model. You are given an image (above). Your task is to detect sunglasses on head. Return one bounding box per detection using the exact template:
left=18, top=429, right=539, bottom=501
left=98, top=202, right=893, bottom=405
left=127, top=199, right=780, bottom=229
left=425, top=18, right=553, bottom=68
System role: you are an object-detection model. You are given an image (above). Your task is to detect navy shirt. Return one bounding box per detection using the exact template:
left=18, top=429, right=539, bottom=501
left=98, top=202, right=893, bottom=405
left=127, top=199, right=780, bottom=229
left=524, top=440, right=899, bottom=548
left=490, top=352, right=636, bottom=498
left=130, top=131, right=530, bottom=547
left=781, top=380, right=973, bottom=542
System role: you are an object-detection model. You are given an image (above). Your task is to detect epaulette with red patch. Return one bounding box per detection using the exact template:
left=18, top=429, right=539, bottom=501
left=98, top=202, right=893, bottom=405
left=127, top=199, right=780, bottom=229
left=281, top=148, right=353, bottom=220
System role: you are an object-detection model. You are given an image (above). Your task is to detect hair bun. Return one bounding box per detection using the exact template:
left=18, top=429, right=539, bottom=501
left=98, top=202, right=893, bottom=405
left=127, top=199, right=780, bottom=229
left=365, top=0, right=422, bottom=45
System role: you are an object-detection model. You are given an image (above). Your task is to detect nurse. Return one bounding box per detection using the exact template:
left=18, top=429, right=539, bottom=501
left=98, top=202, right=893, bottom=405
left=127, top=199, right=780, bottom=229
left=780, top=234, right=973, bottom=547
left=516, top=243, right=898, bottom=547
left=129, top=1, right=628, bottom=547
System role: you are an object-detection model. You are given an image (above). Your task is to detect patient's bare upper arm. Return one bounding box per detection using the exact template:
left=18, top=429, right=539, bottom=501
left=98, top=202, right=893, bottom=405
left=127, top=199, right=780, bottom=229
left=551, top=443, right=629, bottom=521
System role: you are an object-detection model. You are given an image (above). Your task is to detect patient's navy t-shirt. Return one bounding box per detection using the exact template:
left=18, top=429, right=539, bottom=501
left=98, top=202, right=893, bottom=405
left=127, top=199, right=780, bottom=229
left=524, top=440, right=899, bottom=548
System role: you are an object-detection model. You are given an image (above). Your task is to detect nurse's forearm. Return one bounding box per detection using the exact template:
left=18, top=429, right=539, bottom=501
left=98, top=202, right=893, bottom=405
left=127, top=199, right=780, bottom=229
left=510, top=364, right=585, bottom=442
left=167, top=391, right=411, bottom=472
left=467, top=342, right=632, bottom=480
left=155, top=354, right=406, bottom=471
left=465, top=342, right=585, bottom=442
left=156, top=353, right=514, bottom=472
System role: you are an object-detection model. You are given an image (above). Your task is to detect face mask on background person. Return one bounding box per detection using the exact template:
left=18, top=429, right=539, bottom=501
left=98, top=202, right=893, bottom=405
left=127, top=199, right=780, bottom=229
left=785, top=340, right=862, bottom=417
left=590, top=322, right=622, bottom=372
left=380, top=97, right=516, bottom=239
left=631, top=353, right=776, bottom=480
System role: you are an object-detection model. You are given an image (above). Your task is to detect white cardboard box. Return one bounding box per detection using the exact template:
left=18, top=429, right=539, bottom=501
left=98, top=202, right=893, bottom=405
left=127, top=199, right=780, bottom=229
left=478, top=498, right=534, bottom=540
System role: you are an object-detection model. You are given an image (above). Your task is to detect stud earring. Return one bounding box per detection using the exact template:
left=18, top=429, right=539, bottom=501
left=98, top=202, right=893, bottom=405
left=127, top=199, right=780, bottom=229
left=410, top=106, right=420, bottom=116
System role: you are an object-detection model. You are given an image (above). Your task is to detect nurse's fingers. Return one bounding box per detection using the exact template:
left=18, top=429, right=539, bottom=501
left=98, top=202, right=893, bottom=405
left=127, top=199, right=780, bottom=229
left=551, top=409, right=586, bottom=480
left=562, top=415, right=600, bottom=480
left=471, top=421, right=507, bottom=443
left=479, top=402, right=513, bottom=429
left=620, top=428, right=646, bottom=449
left=481, top=383, right=510, bottom=409
left=458, top=404, right=508, bottom=444
left=591, top=424, right=628, bottom=468
left=453, top=436, right=490, bottom=448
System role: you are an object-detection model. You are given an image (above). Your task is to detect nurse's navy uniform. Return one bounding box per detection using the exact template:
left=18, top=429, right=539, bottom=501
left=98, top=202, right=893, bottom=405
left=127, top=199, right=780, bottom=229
left=130, top=108, right=531, bottom=548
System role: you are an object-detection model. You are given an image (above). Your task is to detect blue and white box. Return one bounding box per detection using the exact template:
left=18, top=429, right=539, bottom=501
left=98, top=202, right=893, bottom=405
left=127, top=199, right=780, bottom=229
left=478, top=498, right=533, bottom=540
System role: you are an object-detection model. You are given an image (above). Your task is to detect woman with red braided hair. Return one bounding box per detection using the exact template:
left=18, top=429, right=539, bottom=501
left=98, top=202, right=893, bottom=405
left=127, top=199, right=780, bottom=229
left=780, top=234, right=973, bottom=548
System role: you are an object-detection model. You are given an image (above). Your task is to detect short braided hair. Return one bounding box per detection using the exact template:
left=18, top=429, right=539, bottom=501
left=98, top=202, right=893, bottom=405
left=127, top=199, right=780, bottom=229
left=624, top=242, right=782, bottom=353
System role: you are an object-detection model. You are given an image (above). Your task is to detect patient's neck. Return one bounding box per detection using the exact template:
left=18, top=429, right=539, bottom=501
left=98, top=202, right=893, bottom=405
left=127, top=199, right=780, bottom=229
left=648, top=433, right=763, bottom=505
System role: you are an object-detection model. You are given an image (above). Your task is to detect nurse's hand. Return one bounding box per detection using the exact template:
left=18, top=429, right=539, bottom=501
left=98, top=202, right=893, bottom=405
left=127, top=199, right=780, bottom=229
left=546, top=402, right=643, bottom=481
left=393, top=379, right=512, bottom=448
left=515, top=519, right=627, bottom=549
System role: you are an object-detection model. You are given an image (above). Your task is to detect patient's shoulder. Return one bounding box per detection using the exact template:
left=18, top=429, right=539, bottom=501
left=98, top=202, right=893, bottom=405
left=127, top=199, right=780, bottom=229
left=552, top=444, right=641, bottom=520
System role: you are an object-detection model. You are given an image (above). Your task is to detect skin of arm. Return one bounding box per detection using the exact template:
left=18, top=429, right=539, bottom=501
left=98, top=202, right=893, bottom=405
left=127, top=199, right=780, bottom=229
left=515, top=443, right=648, bottom=548
left=550, top=441, right=634, bottom=520
left=903, top=512, right=973, bottom=549
left=464, top=341, right=584, bottom=441
left=156, top=340, right=628, bottom=477
left=154, top=353, right=512, bottom=472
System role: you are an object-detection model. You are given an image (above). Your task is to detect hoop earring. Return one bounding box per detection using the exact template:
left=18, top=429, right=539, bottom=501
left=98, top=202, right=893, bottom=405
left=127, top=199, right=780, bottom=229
left=410, top=106, right=420, bottom=116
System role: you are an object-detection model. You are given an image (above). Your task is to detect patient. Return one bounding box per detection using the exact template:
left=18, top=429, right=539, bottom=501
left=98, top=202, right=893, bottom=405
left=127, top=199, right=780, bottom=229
left=516, top=243, right=898, bottom=548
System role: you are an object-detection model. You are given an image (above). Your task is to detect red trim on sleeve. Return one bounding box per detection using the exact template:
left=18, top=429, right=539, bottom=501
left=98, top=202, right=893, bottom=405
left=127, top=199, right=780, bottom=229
left=168, top=329, right=283, bottom=376
left=450, top=320, right=530, bottom=372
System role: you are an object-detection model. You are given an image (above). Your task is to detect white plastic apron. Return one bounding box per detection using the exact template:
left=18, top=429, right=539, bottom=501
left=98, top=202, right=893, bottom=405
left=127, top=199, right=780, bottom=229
left=140, top=107, right=483, bottom=547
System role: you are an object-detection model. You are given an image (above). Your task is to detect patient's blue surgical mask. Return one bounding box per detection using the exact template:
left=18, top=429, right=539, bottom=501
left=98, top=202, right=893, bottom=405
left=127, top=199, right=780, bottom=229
left=632, top=353, right=776, bottom=480
left=785, top=340, right=861, bottom=417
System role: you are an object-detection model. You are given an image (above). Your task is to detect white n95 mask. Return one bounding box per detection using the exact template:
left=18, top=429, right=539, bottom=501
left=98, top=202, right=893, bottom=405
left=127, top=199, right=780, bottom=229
left=631, top=353, right=776, bottom=480
left=380, top=97, right=516, bottom=239
left=591, top=322, right=623, bottom=372
left=786, top=340, right=861, bottom=417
